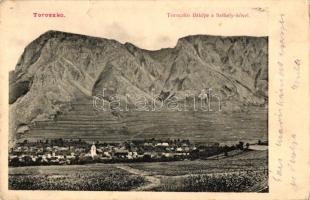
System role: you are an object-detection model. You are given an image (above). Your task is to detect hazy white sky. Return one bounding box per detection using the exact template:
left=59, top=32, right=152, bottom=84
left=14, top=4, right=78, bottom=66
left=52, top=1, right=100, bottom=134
left=0, top=1, right=268, bottom=71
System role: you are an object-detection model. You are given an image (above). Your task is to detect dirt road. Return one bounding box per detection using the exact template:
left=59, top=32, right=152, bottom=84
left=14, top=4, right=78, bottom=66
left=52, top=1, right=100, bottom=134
left=116, top=165, right=161, bottom=191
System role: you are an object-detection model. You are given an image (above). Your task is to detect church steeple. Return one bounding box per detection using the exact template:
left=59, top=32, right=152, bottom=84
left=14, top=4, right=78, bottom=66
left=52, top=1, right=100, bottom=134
left=90, top=142, right=97, bottom=159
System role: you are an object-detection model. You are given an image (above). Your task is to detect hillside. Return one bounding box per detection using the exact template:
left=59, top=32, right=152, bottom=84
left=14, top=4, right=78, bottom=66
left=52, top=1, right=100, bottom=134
left=9, top=31, right=268, bottom=143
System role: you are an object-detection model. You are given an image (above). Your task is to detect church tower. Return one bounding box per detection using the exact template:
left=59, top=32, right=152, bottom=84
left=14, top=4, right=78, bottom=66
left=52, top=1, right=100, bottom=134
left=90, top=142, right=97, bottom=159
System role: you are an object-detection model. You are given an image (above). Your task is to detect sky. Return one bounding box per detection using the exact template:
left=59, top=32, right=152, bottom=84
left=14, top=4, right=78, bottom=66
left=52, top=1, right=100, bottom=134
left=0, top=1, right=268, bottom=71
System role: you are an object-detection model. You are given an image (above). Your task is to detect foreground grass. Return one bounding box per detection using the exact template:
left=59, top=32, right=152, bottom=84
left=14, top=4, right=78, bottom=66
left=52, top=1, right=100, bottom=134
left=9, top=164, right=146, bottom=191
left=152, top=170, right=268, bottom=192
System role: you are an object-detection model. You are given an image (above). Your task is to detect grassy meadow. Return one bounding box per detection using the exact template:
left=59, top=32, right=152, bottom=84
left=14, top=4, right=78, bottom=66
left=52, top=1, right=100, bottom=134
left=9, top=164, right=146, bottom=191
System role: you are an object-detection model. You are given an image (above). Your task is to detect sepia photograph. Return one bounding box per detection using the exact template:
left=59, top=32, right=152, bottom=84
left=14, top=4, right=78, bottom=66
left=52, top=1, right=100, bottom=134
left=0, top=1, right=309, bottom=200
left=9, top=31, right=268, bottom=192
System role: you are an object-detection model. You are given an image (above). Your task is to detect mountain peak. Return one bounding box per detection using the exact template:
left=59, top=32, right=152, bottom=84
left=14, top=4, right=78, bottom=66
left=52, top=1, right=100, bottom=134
left=10, top=31, right=268, bottom=142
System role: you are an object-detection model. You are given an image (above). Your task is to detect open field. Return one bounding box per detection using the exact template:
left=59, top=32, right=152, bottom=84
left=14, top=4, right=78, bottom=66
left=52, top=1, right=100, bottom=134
left=9, top=150, right=268, bottom=192
left=127, top=150, right=267, bottom=176
left=129, top=150, right=268, bottom=192
left=9, top=164, right=146, bottom=191
left=152, top=170, right=268, bottom=192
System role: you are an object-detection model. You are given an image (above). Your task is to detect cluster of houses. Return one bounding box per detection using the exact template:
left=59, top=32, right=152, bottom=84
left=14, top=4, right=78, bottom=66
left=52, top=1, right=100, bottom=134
left=9, top=138, right=199, bottom=166
left=9, top=138, right=268, bottom=167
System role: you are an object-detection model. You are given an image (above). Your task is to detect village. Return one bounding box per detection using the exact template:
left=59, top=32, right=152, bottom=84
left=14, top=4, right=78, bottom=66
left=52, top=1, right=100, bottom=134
left=9, top=138, right=268, bottom=167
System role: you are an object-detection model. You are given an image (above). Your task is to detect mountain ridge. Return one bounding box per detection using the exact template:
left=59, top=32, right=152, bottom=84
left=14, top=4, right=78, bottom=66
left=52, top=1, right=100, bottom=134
left=9, top=30, right=268, bottom=142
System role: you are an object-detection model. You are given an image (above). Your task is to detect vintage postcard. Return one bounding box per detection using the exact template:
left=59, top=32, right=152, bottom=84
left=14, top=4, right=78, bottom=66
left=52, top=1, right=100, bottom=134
left=0, top=0, right=309, bottom=200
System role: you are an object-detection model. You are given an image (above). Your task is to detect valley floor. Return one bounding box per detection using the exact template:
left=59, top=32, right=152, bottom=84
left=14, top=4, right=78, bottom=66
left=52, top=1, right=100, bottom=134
left=9, top=150, right=268, bottom=192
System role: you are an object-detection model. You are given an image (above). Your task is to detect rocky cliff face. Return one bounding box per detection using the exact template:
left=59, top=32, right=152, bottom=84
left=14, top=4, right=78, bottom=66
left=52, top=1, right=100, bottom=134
left=9, top=31, right=268, bottom=142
